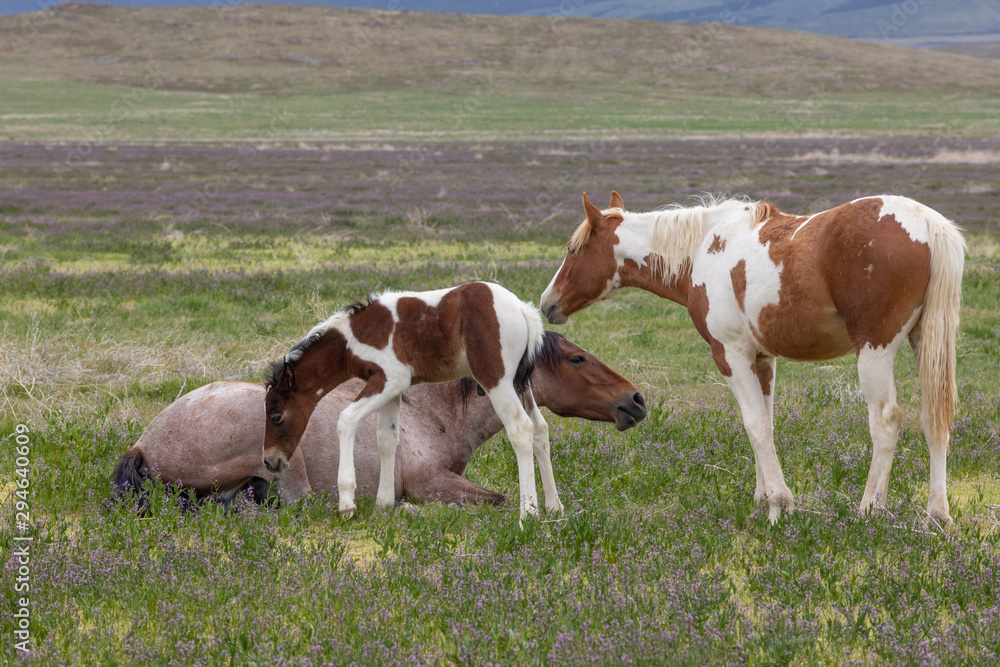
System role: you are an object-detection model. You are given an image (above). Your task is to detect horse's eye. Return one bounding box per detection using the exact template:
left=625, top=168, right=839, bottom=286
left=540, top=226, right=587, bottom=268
left=570, top=355, right=586, bottom=365
left=269, top=412, right=283, bottom=425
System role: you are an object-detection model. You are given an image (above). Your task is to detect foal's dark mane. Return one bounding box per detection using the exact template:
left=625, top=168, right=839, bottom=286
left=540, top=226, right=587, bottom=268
left=345, top=294, right=378, bottom=315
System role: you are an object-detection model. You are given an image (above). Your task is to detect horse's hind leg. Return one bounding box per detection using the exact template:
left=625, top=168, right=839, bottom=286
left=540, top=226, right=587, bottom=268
left=523, top=387, right=563, bottom=513
left=485, top=383, right=539, bottom=519
left=375, top=396, right=401, bottom=510
left=857, top=340, right=906, bottom=513
left=425, top=469, right=506, bottom=506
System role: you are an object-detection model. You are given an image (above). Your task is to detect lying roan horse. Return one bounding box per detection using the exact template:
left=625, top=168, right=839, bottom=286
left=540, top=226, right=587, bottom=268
left=110, top=332, right=646, bottom=509
left=541, top=192, right=965, bottom=523
left=263, top=281, right=555, bottom=519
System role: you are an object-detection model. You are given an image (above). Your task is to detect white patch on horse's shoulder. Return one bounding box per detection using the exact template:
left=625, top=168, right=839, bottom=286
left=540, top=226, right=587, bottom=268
left=877, top=195, right=930, bottom=244
left=790, top=212, right=823, bottom=240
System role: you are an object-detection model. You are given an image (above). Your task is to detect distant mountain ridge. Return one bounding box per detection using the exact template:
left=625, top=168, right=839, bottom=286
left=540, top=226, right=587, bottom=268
left=4, top=0, right=1000, bottom=48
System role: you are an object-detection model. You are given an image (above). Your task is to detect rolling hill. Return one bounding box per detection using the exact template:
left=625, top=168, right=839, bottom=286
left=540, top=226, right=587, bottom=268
left=3, top=0, right=999, bottom=48
left=2, top=2, right=998, bottom=96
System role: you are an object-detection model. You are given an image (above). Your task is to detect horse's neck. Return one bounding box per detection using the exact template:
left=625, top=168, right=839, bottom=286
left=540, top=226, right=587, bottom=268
left=613, top=213, right=694, bottom=307
left=404, top=381, right=504, bottom=464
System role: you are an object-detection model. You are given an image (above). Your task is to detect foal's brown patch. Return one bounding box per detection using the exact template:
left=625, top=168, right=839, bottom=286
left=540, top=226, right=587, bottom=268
left=394, top=283, right=505, bottom=389
left=350, top=301, right=393, bottom=350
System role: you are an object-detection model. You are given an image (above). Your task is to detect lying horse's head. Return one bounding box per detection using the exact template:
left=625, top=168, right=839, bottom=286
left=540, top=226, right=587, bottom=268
left=531, top=331, right=646, bottom=431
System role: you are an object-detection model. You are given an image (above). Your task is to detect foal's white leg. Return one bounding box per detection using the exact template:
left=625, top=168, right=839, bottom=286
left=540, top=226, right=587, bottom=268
left=336, top=380, right=405, bottom=515
left=857, top=343, right=905, bottom=514
left=375, top=396, right=401, bottom=510
left=523, top=388, right=563, bottom=513
left=724, top=358, right=793, bottom=523
left=486, top=384, right=539, bottom=519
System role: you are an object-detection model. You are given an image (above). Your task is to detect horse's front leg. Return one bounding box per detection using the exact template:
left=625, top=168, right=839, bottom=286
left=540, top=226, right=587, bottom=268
left=336, top=373, right=401, bottom=516
left=375, top=396, right=401, bottom=510
left=523, top=387, right=563, bottom=514
left=752, top=355, right=777, bottom=502
left=724, top=355, right=793, bottom=523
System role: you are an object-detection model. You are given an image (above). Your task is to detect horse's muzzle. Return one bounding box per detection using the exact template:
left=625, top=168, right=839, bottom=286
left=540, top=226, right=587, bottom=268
left=614, top=392, right=647, bottom=431
left=263, top=453, right=289, bottom=474
left=542, top=301, right=568, bottom=325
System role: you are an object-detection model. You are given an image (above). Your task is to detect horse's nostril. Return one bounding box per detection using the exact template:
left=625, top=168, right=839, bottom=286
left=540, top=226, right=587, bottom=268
left=632, top=392, right=646, bottom=409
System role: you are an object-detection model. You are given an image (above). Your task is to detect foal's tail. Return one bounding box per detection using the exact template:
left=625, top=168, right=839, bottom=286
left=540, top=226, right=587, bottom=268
left=513, top=302, right=546, bottom=394
left=912, top=207, right=966, bottom=444
left=109, top=447, right=152, bottom=514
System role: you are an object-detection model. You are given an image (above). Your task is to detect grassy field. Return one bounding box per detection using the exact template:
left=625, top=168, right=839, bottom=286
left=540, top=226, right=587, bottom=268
left=2, top=4, right=1000, bottom=665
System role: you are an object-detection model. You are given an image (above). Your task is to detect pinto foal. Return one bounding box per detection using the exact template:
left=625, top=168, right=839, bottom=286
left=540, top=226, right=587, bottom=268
left=262, top=281, right=560, bottom=519
left=541, top=192, right=965, bottom=524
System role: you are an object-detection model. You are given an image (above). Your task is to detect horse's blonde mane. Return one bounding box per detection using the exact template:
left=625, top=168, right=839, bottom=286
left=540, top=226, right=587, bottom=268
left=567, top=219, right=592, bottom=254
left=565, top=196, right=774, bottom=284
left=647, top=196, right=766, bottom=284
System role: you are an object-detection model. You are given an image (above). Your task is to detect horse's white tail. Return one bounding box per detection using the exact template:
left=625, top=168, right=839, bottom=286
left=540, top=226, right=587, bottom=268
left=912, top=207, right=966, bottom=444
left=513, top=301, right=546, bottom=393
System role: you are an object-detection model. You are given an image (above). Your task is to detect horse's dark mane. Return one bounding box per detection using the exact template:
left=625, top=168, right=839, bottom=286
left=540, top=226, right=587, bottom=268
left=534, top=330, right=564, bottom=373
left=345, top=294, right=378, bottom=315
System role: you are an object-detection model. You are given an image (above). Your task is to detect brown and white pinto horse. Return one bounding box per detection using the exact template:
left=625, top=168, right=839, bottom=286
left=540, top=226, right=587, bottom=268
left=263, top=281, right=555, bottom=519
left=110, top=332, right=646, bottom=510
left=541, top=192, right=965, bottom=523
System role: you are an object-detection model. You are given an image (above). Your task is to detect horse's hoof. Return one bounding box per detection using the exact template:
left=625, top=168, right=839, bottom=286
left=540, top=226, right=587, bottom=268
left=339, top=505, right=356, bottom=519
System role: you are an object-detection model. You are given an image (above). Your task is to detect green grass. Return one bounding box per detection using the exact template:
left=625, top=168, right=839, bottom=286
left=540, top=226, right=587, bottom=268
left=3, top=80, right=1000, bottom=141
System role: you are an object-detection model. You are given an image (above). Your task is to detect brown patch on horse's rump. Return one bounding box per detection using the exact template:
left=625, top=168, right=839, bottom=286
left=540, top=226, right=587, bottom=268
left=822, top=202, right=931, bottom=351
left=687, top=283, right=732, bottom=376
left=750, top=198, right=931, bottom=359
left=394, top=283, right=505, bottom=389
left=350, top=300, right=393, bottom=350
left=707, top=234, right=726, bottom=254
left=731, top=259, right=747, bottom=313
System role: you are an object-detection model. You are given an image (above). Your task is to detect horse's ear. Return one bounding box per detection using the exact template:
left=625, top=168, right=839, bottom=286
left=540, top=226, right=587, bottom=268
left=271, top=362, right=295, bottom=392
left=582, top=192, right=603, bottom=227
left=609, top=191, right=624, bottom=209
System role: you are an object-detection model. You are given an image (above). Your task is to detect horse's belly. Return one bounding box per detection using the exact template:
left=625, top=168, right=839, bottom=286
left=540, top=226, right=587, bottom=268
left=752, top=306, right=854, bottom=361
